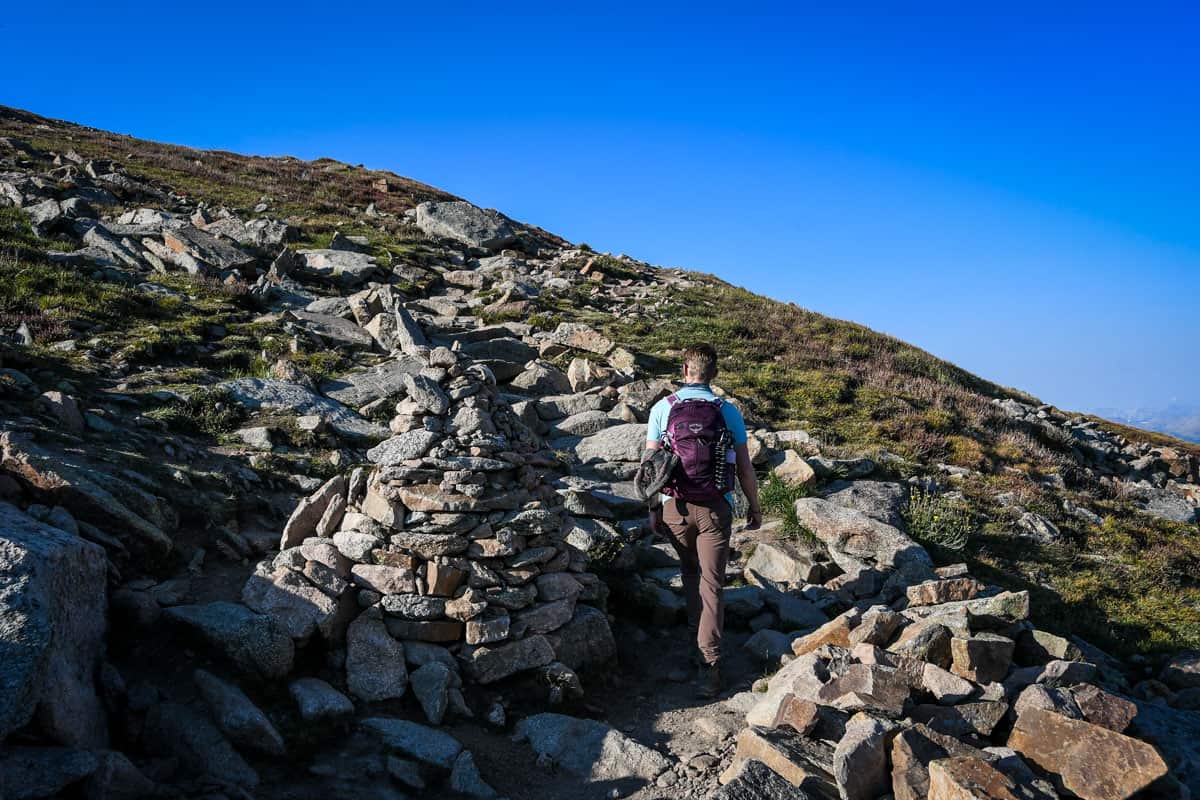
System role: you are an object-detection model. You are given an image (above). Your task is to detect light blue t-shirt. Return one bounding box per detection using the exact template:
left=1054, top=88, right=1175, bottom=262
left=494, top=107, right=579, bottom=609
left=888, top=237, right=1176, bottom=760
left=646, top=383, right=747, bottom=508
left=645, top=383, right=749, bottom=446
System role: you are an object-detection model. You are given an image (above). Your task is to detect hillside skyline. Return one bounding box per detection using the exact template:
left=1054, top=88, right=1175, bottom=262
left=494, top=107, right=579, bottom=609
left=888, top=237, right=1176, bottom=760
left=3, top=5, right=1196, bottom=423
left=4, top=94, right=1195, bottom=437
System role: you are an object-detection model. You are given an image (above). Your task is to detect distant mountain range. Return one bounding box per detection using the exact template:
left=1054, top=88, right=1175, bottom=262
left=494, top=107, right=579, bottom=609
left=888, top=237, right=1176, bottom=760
left=1091, top=403, right=1200, bottom=444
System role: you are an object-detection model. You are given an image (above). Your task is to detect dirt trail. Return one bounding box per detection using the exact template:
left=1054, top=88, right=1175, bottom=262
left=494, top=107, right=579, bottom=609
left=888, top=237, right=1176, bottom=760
left=452, top=621, right=760, bottom=800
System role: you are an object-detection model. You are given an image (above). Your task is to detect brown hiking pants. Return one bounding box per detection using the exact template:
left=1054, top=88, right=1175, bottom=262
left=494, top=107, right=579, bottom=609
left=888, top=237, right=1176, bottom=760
left=661, top=497, right=732, bottom=665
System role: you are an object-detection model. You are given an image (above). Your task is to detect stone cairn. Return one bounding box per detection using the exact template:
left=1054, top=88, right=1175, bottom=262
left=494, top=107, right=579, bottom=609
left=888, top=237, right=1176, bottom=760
left=240, top=336, right=616, bottom=709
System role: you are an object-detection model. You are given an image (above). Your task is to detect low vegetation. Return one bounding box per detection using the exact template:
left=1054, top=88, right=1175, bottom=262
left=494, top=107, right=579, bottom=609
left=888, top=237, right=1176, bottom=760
left=902, top=487, right=973, bottom=551
left=758, top=470, right=815, bottom=539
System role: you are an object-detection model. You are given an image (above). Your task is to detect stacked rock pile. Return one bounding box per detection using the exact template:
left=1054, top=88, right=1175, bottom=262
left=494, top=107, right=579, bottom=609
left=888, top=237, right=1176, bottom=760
left=709, top=494, right=1196, bottom=800
left=240, top=334, right=618, bottom=712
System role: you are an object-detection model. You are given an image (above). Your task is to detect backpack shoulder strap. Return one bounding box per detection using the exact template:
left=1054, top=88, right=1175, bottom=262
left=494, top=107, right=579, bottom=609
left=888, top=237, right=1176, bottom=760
left=666, top=393, right=679, bottom=406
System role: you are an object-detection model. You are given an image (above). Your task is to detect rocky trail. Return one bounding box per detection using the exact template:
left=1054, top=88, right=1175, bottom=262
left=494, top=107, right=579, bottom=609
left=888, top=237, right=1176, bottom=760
left=1, top=106, right=1199, bottom=800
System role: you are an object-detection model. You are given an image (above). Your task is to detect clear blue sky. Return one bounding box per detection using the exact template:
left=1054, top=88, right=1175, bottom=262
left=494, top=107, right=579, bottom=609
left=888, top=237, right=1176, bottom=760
left=4, top=2, right=1197, bottom=413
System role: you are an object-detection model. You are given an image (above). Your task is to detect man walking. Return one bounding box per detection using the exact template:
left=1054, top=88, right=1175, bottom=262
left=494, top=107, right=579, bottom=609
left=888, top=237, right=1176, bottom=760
left=645, top=343, right=762, bottom=697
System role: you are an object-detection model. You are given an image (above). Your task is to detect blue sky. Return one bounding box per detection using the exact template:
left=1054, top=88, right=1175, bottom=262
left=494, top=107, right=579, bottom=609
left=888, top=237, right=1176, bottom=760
left=4, top=2, right=1197, bottom=412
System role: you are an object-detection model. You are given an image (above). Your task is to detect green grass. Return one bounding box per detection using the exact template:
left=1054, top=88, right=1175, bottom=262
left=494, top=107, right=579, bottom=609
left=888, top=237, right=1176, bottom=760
left=144, top=386, right=247, bottom=438
left=557, top=279, right=1031, bottom=464
left=902, top=487, right=973, bottom=551
left=759, top=469, right=816, bottom=539
left=0, top=208, right=184, bottom=340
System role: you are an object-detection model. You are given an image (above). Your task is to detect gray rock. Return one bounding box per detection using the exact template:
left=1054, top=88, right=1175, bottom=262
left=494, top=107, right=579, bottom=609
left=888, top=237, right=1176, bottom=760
left=346, top=615, right=408, bottom=701
left=299, top=248, right=381, bottom=284
left=164, top=602, right=294, bottom=679
left=411, top=661, right=453, bottom=725
left=763, top=587, right=830, bottom=633
left=1137, top=488, right=1200, bottom=524
left=387, top=755, right=427, bottom=789
left=360, top=717, right=463, bottom=768
left=388, top=530, right=468, bottom=558
left=0, top=432, right=170, bottom=556
left=711, top=758, right=809, bottom=800
left=550, top=409, right=613, bottom=437
left=515, top=598, right=576, bottom=635
left=822, top=480, right=909, bottom=528
left=286, top=310, right=375, bottom=348
left=366, top=429, right=441, bottom=465
left=792, top=498, right=934, bottom=594
left=615, top=379, right=673, bottom=420
left=413, top=201, right=518, bottom=250
left=241, top=568, right=351, bottom=641
left=817, top=663, right=910, bottom=716
left=449, top=750, right=499, bottom=798
left=510, top=360, right=572, bottom=395
left=320, top=358, right=425, bottom=407
left=193, top=669, right=285, bottom=756
left=742, top=629, right=802, bottom=666
left=236, top=426, right=274, bottom=450
left=559, top=513, right=619, bottom=556
left=162, top=225, right=256, bottom=270
left=833, top=712, right=898, bottom=800
left=466, top=635, right=556, bottom=683
left=0, top=502, right=108, bottom=747
left=289, top=677, right=355, bottom=721
left=393, top=306, right=430, bottom=353
left=403, top=372, right=451, bottom=414
left=568, top=423, right=648, bottom=463
left=745, top=653, right=830, bottom=726
left=546, top=605, right=618, bottom=672
left=143, top=702, right=259, bottom=787
left=280, top=474, right=346, bottom=548
left=333, top=530, right=383, bottom=561
left=82, top=750, right=157, bottom=800
left=0, top=746, right=99, bottom=800
left=207, top=215, right=294, bottom=248
left=535, top=572, right=584, bottom=601
left=352, top=564, right=417, bottom=595
left=1127, top=698, right=1200, bottom=795
left=1161, top=651, right=1200, bottom=690
left=404, top=641, right=459, bottom=671
left=547, top=322, right=615, bottom=355
left=1016, top=511, right=1061, bottom=543
left=38, top=390, right=84, bottom=435
left=219, top=378, right=388, bottom=441
left=459, top=337, right=538, bottom=380
left=514, top=712, right=670, bottom=781
left=535, top=392, right=610, bottom=420
left=383, top=594, right=446, bottom=619
left=744, top=541, right=822, bottom=588
left=23, top=198, right=63, bottom=233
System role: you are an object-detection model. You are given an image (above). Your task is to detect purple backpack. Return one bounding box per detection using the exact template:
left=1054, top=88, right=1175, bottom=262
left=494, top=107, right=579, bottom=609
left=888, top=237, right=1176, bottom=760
left=662, top=394, right=734, bottom=501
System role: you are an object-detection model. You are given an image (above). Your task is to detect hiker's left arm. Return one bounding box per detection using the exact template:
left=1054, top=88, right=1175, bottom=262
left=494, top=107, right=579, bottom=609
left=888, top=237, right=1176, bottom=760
left=734, top=442, right=762, bottom=530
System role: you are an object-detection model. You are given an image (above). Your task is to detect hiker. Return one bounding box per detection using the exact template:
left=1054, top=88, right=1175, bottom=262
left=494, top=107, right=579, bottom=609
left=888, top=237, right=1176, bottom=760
left=643, top=343, right=762, bottom=698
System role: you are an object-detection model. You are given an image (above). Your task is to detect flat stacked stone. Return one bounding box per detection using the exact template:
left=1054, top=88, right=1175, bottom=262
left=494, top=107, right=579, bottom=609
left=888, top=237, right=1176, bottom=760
left=243, top=343, right=615, bottom=693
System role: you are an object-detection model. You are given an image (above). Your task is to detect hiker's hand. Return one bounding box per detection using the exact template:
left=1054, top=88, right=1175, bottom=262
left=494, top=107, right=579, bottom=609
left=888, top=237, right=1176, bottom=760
left=745, top=507, right=763, bottom=531
left=648, top=507, right=667, bottom=536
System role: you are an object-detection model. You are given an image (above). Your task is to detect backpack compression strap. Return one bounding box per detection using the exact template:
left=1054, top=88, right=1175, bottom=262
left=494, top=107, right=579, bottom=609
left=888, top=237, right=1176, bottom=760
left=666, top=393, right=723, bottom=407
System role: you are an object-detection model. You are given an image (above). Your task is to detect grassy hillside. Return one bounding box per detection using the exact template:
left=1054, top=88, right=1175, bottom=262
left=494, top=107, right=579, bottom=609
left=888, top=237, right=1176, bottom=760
left=2, top=104, right=1198, bottom=659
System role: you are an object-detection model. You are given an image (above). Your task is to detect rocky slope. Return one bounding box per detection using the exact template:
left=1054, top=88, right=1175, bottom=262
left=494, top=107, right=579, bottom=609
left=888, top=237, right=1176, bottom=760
left=0, top=104, right=1199, bottom=799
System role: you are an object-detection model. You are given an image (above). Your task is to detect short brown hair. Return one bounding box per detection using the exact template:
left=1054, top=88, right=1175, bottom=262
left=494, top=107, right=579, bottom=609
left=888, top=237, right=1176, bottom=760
left=682, top=343, right=718, bottom=382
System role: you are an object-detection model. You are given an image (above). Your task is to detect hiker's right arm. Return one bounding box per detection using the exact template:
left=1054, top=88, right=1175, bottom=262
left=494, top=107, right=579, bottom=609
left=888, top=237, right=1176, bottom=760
left=734, top=442, right=762, bottom=530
